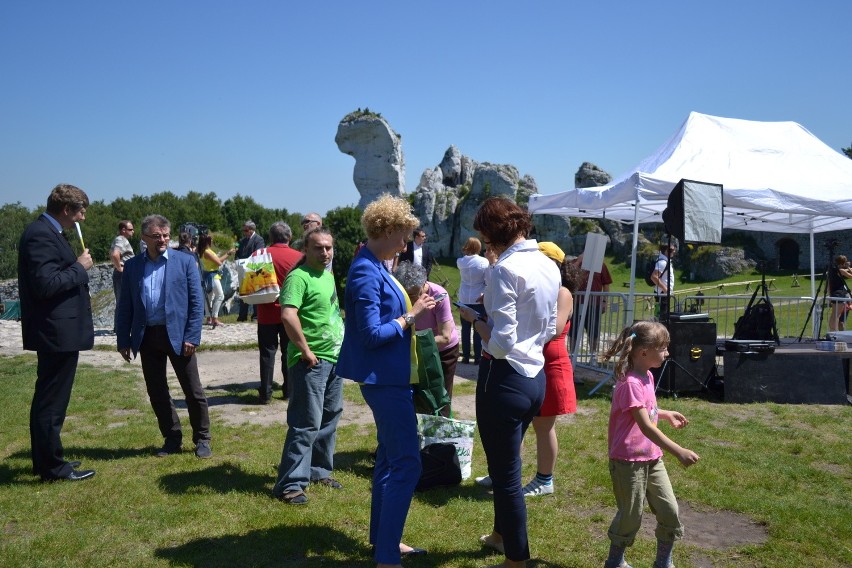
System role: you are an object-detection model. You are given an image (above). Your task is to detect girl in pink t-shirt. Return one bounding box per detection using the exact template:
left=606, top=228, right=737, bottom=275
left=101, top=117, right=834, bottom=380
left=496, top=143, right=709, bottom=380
left=598, top=321, right=701, bottom=568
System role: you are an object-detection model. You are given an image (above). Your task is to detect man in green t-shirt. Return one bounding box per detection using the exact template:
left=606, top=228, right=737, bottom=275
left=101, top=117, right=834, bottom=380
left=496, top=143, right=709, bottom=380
left=272, top=227, right=345, bottom=505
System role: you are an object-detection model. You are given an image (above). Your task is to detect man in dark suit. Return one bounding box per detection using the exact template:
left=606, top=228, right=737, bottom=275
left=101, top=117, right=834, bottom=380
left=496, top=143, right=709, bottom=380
left=116, top=214, right=212, bottom=459
left=18, top=184, right=96, bottom=482
left=398, top=228, right=434, bottom=278
left=236, top=220, right=265, bottom=321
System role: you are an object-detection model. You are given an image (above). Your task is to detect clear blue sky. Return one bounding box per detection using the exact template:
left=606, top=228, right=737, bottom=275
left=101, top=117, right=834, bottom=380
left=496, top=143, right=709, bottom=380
left=1, top=1, right=850, bottom=217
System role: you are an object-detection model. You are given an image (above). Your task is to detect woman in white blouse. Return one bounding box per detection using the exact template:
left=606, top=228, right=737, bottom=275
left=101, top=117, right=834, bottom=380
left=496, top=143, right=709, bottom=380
left=458, top=197, right=560, bottom=568
left=456, top=237, right=490, bottom=364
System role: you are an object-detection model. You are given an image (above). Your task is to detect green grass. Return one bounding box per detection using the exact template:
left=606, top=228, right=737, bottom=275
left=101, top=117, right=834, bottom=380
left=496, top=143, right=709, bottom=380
left=1, top=355, right=850, bottom=567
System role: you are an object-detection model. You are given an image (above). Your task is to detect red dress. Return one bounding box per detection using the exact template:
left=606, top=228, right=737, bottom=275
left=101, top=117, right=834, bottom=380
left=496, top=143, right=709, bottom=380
left=539, top=321, right=577, bottom=416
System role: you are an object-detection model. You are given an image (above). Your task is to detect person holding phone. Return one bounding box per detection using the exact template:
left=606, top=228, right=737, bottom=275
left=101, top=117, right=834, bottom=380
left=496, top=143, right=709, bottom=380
left=394, top=261, right=459, bottom=417
left=457, top=197, right=560, bottom=568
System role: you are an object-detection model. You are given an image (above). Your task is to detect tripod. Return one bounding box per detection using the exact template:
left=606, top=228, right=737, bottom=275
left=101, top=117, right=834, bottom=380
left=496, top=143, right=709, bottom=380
left=653, top=346, right=714, bottom=398
left=798, top=246, right=851, bottom=341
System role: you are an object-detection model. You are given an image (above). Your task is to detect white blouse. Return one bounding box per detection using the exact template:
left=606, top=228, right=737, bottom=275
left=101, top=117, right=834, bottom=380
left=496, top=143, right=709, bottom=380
left=456, top=254, right=490, bottom=304
left=482, top=239, right=560, bottom=377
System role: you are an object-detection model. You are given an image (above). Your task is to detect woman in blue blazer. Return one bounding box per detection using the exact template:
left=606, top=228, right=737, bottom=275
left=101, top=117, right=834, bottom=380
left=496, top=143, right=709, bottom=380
left=337, top=195, right=435, bottom=568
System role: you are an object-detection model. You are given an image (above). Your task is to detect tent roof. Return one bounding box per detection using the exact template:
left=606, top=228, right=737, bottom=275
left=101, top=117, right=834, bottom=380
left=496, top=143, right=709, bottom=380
left=529, top=112, right=852, bottom=234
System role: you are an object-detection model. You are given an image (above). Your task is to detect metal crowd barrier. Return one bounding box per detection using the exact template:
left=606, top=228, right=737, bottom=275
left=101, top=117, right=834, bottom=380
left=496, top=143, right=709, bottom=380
left=569, top=291, right=831, bottom=378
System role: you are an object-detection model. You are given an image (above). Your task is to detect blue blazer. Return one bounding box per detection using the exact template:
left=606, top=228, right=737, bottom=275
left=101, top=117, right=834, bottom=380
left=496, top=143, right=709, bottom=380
left=336, top=247, right=412, bottom=386
left=115, top=249, right=204, bottom=357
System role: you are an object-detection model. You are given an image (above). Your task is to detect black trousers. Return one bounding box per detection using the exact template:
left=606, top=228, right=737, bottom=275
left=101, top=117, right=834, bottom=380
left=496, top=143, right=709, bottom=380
left=31, top=351, right=79, bottom=480
left=139, top=326, right=210, bottom=444
left=257, top=322, right=289, bottom=400
left=476, top=357, right=545, bottom=561
left=238, top=300, right=257, bottom=321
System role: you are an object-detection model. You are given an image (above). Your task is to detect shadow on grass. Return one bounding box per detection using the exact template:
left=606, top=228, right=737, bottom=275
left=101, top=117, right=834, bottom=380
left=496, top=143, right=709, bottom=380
left=159, top=461, right=268, bottom=495
left=154, top=522, right=510, bottom=567
left=333, top=449, right=378, bottom=481
left=333, top=449, right=494, bottom=505
left=0, top=446, right=157, bottom=485
left=155, top=523, right=372, bottom=567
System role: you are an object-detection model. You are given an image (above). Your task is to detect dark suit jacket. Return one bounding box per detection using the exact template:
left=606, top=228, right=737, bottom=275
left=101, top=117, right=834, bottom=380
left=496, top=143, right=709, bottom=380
left=237, top=232, right=265, bottom=260
left=336, top=247, right=412, bottom=386
left=18, top=215, right=94, bottom=352
left=398, top=241, right=434, bottom=276
left=115, top=249, right=204, bottom=357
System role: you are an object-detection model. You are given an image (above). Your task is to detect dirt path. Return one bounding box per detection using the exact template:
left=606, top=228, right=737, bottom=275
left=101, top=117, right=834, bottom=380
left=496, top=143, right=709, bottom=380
left=0, top=320, right=481, bottom=427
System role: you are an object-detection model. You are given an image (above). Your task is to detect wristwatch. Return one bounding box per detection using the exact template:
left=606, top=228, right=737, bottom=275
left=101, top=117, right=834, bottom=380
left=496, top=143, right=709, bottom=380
left=403, top=313, right=416, bottom=327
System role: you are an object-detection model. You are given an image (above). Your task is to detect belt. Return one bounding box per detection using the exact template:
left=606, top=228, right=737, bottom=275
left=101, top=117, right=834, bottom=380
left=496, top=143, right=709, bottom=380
left=481, top=352, right=493, bottom=360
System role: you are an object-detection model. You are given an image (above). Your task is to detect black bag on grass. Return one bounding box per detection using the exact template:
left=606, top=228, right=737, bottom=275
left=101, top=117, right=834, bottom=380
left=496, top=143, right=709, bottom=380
left=416, top=442, right=462, bottom=491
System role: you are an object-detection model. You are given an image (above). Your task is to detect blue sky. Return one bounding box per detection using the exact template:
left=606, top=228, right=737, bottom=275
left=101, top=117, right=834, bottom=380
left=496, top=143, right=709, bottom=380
left=1, top=1, right=850, bottom=217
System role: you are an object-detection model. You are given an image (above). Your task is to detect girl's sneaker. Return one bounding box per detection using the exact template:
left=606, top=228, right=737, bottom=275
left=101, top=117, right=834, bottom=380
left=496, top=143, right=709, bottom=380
left=522, top=477, right=554, bottom=497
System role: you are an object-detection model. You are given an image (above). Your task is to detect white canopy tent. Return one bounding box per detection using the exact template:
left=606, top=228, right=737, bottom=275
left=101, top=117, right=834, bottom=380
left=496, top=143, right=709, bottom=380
left=529, top=111, right=852, bottom=325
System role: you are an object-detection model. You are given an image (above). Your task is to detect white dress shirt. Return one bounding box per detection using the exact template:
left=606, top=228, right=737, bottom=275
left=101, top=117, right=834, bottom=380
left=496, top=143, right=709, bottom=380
left=482, top=239, right=560, bottom=377
left=412, top=243, right=423, bottom=267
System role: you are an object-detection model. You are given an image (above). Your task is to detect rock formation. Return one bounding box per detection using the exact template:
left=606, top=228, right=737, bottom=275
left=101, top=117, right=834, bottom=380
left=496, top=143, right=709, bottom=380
left=335, top=110, right=405, bottom=209
left=575, top=161, right=613, bottom=188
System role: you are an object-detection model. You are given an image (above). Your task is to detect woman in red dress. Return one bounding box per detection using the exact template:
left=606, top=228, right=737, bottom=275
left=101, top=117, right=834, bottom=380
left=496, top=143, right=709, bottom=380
left=522, top=242, right=581, bottom=497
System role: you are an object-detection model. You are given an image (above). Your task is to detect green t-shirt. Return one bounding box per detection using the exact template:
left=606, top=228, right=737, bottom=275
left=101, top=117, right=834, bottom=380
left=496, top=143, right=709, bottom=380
left=280, top=265, right=344, bottom=367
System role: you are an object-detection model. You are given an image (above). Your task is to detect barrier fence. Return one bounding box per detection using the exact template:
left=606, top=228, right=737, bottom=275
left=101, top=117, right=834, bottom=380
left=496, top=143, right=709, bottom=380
left=569, top=291, right=847, bottom=377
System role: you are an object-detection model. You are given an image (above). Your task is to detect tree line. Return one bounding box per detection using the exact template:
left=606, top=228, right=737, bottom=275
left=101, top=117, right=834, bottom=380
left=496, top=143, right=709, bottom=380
left=0, top=191, right=366, bottom=290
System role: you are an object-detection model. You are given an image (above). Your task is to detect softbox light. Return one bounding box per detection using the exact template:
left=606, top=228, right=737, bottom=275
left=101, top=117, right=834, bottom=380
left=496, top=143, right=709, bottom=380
left=662, top=179, right=723, bottom=244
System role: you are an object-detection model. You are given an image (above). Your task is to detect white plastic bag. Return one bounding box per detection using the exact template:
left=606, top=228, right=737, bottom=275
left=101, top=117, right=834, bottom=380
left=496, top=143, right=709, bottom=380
left=416, top=413, right=476, bottom=480
left=235, top=248, right=279, bottom=305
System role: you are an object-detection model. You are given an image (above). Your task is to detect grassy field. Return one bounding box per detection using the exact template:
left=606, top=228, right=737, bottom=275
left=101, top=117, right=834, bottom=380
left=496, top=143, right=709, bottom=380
left=1, top=352, right=850, bottom=567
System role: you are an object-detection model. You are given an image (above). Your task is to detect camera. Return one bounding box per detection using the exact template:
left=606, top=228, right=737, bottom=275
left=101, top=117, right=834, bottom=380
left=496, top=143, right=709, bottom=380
left=178, top=222, right=208, bottom=247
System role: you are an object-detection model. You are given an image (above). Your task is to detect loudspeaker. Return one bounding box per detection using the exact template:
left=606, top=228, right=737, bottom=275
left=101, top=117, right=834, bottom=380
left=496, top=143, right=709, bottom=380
left=662, top=179, right=723, bottom=244
left=654, top=321, right=717, bottom=393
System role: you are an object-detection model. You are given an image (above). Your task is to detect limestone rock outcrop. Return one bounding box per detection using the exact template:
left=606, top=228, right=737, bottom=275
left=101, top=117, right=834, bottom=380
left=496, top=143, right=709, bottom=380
left=335, top=110, right=405, bottom=209
left=409, top=150, right=572, bottom=258
left=575, top=161, right=613, bottom=188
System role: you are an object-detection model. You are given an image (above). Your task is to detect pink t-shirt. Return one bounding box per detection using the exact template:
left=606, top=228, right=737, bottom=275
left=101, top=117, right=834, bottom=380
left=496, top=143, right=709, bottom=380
left=414, top=282, right=460, bottom=352
left=608, top=370, right=663, bottom=461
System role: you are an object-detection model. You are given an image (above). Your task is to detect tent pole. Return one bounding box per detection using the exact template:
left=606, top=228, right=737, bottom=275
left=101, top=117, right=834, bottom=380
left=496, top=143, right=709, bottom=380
left=810, top=230, right=818, bottom=338
left=626, top=200, right=640, bottom=324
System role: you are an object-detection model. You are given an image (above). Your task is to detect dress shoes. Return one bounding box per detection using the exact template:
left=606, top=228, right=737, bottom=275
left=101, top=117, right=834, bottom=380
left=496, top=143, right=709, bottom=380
left=43, top=469, right=96, bottom=482
left=156, top=439, right=182, bottom=457
left=33, top=460, right=82, bottom=476
left=400, top=547, right=427, bottom=558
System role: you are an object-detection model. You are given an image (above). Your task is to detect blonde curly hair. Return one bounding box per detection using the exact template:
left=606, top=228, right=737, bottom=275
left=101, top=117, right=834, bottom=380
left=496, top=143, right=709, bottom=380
left=361, top=194, right=420, bottom=239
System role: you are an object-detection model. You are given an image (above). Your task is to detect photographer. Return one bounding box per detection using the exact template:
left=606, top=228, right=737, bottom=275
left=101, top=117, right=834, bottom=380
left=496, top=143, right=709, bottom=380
left=828, top=254, right=852, bottom=332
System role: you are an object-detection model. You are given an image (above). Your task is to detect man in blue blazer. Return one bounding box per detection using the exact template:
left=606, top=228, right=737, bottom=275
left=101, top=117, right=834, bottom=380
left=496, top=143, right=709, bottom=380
left=115, top=214, right=212, bottom=459
left=18, top=184, right=96, bottom=482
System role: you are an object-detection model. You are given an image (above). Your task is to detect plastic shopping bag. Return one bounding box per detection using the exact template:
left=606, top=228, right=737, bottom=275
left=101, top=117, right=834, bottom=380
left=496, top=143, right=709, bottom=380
left=236, top=248, right=280, bottom=304
left=416, top=413, right=476, bottom=480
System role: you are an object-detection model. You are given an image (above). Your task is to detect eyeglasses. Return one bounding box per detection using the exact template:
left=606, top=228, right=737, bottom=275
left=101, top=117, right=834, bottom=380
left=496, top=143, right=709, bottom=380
left=301, top=219, right=318, bottom=226
left=144, top=233, right=170, bottom=241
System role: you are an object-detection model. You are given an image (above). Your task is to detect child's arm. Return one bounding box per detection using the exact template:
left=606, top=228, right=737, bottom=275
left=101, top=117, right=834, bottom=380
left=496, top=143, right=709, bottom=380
left=630, top=407, right=700, bottom=467
left=658, top=409, right=688, bottom=429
